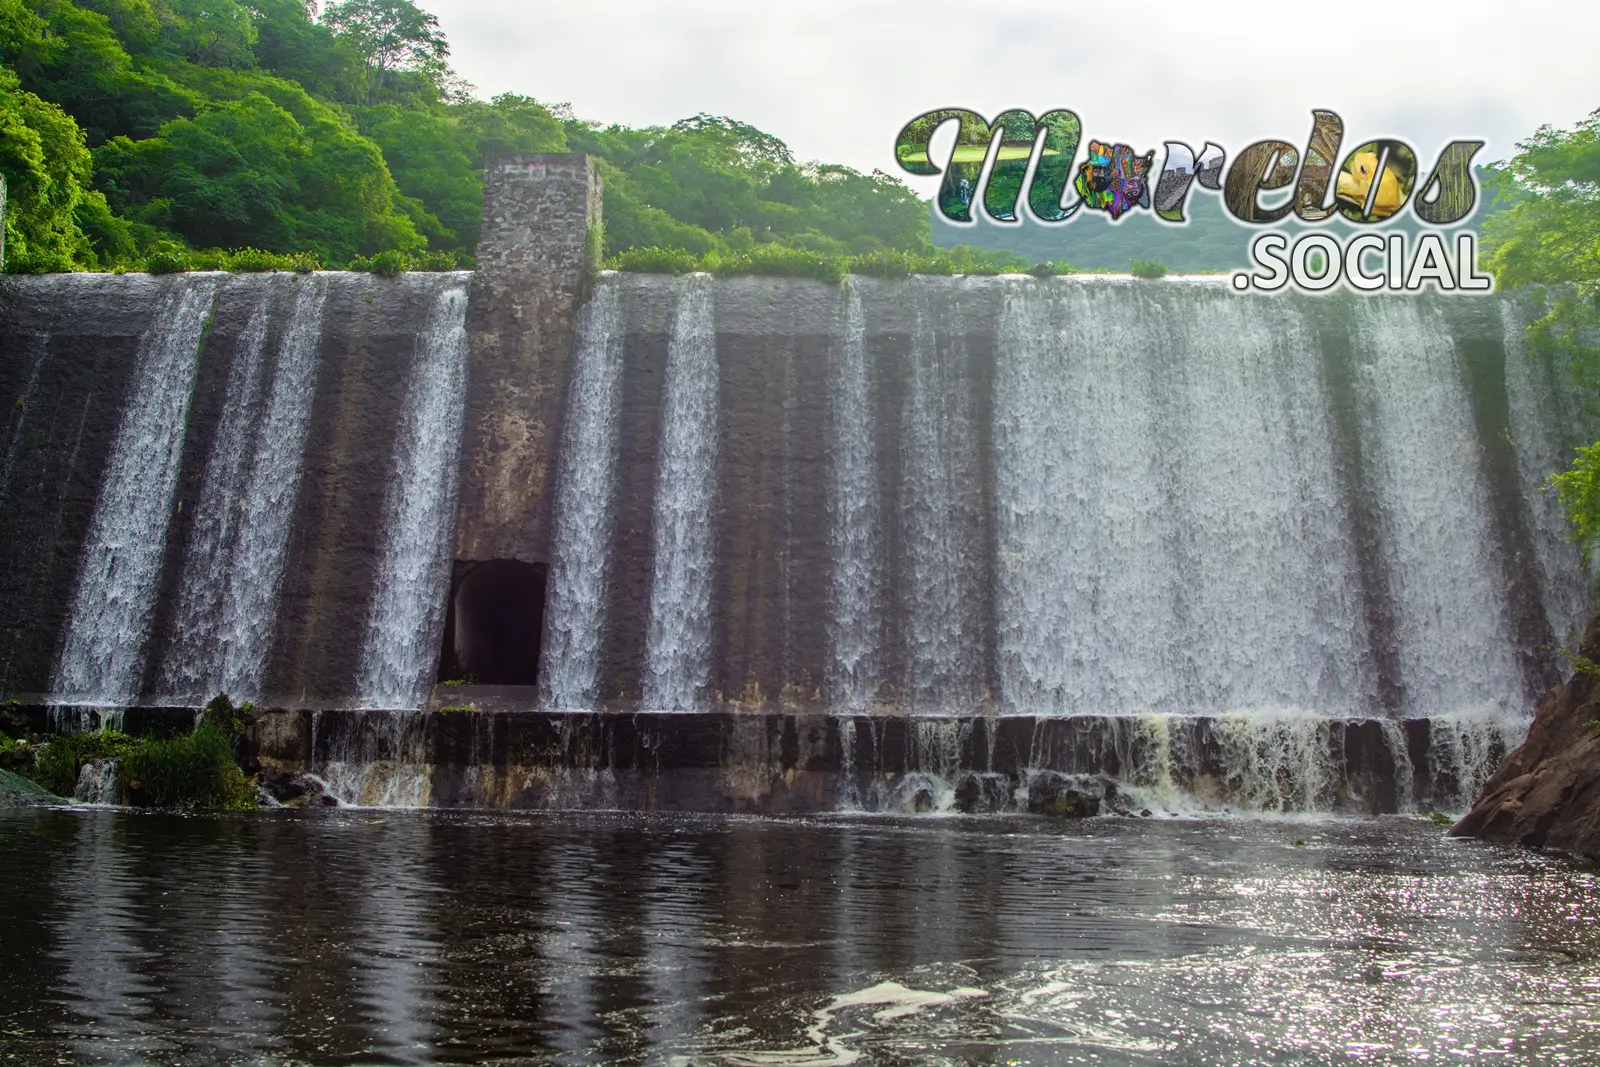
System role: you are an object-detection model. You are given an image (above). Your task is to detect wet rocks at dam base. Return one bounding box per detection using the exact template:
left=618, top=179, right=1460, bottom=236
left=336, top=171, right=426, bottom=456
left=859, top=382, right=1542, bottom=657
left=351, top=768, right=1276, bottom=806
left=1452, top=616, right=1600, bottom=863
left=9, top=703, right=1516, bottom=817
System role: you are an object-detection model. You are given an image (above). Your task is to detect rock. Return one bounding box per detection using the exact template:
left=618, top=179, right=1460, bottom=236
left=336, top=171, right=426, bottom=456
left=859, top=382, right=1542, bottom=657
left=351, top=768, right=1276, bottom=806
left=74, top=759, right=119, bottom=805
left=954, top=772, right=1014, bottom=814
left=1026, top=772, right=1103, bottom=818
left=260, top=767, right=337, bottom=807
left=0, top=767, right=56, bottom=807
left=1452, top=614, right=1600, bottom=863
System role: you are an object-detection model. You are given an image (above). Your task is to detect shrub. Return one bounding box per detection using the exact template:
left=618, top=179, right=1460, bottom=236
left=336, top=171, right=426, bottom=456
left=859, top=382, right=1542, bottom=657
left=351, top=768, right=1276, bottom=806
left=607, top=246, right=705, bottom=274
left=1130, top=258, right=1169, bottom=279
left=366, top=249, right=408, bottom=278
left=120, top=722, right=256, bottom=811
left=714, top=245, right=847, bottom=284
left=144, top=251, right=190, bottom=274
left=410, top=250, right=458, bottom=271
left=225, top=247, right=285, bottom=272
left=26, top=729, right=140, bottom=797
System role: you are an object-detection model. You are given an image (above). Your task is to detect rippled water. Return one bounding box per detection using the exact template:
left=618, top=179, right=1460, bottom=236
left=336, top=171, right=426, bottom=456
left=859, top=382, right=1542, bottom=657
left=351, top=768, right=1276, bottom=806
left=1, top=810, right=1596, bottom=1065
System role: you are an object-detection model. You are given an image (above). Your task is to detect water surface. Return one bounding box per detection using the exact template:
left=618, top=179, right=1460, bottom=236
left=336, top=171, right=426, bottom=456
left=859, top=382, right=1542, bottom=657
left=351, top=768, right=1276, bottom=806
left=1, top=809, right=1596, bottom=1065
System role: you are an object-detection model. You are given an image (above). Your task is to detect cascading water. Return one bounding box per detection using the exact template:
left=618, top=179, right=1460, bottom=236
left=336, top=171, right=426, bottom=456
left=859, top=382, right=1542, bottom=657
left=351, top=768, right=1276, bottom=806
left=1353, top=298, right=1526, bottom=718
left=540, top=280, right=625, bottom=711
left=52, top=276, right=219, bottom=706
left=992, top=281, right=1372, bottom=718
left=828, top=281, right=882, bottom=713
left=160, top=276, right=327, bottom=702
left=641, top=276, right=718, bottom=712
left=1501, top=299, right=1591, bottom=650
left=356, top=279, right=471, bottom=709
left=900, top=286, right=984, bottom=712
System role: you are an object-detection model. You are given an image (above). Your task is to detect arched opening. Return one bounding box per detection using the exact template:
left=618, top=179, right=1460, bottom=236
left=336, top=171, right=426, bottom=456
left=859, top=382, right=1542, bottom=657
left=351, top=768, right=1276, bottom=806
left=449, top=559, right=546, bottom=686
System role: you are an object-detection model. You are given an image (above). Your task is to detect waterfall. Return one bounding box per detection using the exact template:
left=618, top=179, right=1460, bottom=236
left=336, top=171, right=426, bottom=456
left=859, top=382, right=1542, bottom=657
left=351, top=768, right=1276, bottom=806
left=828, top=281, right=882, bottom=713
left=356, top=280, right=471, bottom=709
left=540, top=281, right=624, bottom=710
left=642, top=277, right=719, bottom=712
left=1353, top=299, right=1524, bottom=718
left=1501, top=299, right=1591, bottom=651
left=992, top=282, right=1369, bottom=718
left=160, top=276, right=327, bottom=702
left=52, top=276, right=218, bottom=706
left=901, top=283, right=983, bottom=712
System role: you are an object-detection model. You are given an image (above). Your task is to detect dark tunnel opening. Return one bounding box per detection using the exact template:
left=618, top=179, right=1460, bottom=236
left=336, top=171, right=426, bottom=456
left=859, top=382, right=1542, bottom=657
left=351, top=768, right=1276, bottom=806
left=447, top=559, right=547, bottom=687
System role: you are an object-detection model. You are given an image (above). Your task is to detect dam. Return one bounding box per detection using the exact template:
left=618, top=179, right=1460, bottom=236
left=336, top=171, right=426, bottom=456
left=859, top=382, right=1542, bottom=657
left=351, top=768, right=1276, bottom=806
left=0, top=154, right=1588, bottom=813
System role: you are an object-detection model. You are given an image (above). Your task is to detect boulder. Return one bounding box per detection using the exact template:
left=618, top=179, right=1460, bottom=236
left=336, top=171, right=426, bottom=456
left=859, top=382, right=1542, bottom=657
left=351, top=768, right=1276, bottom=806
left=1452, top=616, right=1600, bottom=863
left=1026, top=771, right=1104, bottom=818
left=0, top=767, right=56, bottom=807
left=259, top=767, right=339, bottom=807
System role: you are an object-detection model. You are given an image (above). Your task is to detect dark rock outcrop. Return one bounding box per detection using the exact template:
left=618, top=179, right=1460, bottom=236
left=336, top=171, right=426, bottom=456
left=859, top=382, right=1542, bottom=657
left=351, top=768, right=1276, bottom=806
left=1452, top=617, right=1600, bottom=862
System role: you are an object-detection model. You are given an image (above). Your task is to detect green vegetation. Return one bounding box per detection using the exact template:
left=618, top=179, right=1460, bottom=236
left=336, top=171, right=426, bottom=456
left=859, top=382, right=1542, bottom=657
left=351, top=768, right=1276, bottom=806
left=0, top=0, right=1018, bottom=275
left=1129, top=258, right=1168, bottom=280
left=5, top=694, right=257, bottom=809
left=1482, top=110, right=1600, bottom=556
left=605, top=243, right=1034, bottom=282
left=24, top=727, right=140, bottom=796
left=120, top=697, right=256, bottom=810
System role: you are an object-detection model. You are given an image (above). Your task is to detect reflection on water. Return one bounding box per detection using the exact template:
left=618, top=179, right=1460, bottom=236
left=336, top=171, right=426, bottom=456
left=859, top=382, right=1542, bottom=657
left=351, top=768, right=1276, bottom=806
left=1, top=809, right=1597, bottom=1065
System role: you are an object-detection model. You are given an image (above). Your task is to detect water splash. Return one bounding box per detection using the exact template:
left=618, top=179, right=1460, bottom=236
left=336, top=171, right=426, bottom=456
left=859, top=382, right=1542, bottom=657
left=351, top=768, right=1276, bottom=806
left=313, top=709, right=430, bottom=807
left=541, top=281, right=625, bottom=710
left=356, top=280, right=471, bottom=709
left=642, top=277, right=718, bottom=712
left=73, top=759, right=120, bottom=805
left=1425, top=709, right=1525, bottom=811
left=52, top=276, right=219, bottom=706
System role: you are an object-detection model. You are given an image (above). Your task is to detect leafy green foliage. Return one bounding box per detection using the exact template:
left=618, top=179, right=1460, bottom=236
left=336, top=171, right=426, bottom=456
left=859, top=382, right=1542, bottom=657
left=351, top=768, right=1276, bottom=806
left=1483, top=109, right=1600, bottom=287
left=142, top=246, right=320, bottom=272
left=1485, top=111, right=1600, bottom=555
left=95, top=91, right=424, bottom=263
left=1, top=0, right=1051, bottom=274
left=322, top=0, right=451, bottom=105
left=1130, top=258, right=1168, bottom=279
left=604, top=243, right=1030, bottom=282
left=26, top=728, right=139, bottom=796
left=1548, top=444, right=1600, bottom=560
left=0, top=66, right=101, bottom=271
left=120, top=720, right=256, bottom=809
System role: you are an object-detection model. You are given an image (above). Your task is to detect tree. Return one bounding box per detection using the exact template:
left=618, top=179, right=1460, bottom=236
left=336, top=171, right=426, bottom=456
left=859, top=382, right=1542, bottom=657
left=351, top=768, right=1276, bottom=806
left=0, top=66, right=100, bottom=270
left=1482, top=109, right=1600, bottom=287
left=1484, top=109, right=1600, bottom=558
left=94, top=90, right=424, bottom=262
left=320, top=0, right=448, bottom=104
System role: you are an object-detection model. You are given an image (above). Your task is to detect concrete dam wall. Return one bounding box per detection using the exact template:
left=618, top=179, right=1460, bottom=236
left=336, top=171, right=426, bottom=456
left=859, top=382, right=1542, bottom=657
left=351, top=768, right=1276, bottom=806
left=0, top=155, right=1590, bottom=812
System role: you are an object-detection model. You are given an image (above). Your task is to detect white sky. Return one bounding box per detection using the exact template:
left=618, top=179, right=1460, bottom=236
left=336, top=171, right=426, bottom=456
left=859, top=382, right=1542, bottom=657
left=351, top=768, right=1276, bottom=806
left=424, top=0, right=1600, bottom=196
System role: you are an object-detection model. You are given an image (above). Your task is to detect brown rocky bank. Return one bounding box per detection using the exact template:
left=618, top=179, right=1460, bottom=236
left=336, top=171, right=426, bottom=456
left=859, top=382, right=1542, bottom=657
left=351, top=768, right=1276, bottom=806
left=1452, top=616, right=1600, bottom=862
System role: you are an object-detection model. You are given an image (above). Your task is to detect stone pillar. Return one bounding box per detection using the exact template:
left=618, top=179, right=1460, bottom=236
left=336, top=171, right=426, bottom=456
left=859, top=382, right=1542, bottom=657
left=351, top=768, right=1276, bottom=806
left=455, top=154, right=601, bottom=565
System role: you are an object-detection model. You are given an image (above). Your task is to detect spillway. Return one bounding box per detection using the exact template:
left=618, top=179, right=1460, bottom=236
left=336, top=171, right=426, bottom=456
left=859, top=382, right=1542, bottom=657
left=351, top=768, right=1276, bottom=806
left=0, top=162, right=1588, bottom=815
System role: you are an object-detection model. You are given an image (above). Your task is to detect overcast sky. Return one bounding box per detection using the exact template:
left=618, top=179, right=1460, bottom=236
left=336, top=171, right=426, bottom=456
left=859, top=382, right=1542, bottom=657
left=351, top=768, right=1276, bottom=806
left=424, top=0, right=1600, bottom=196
